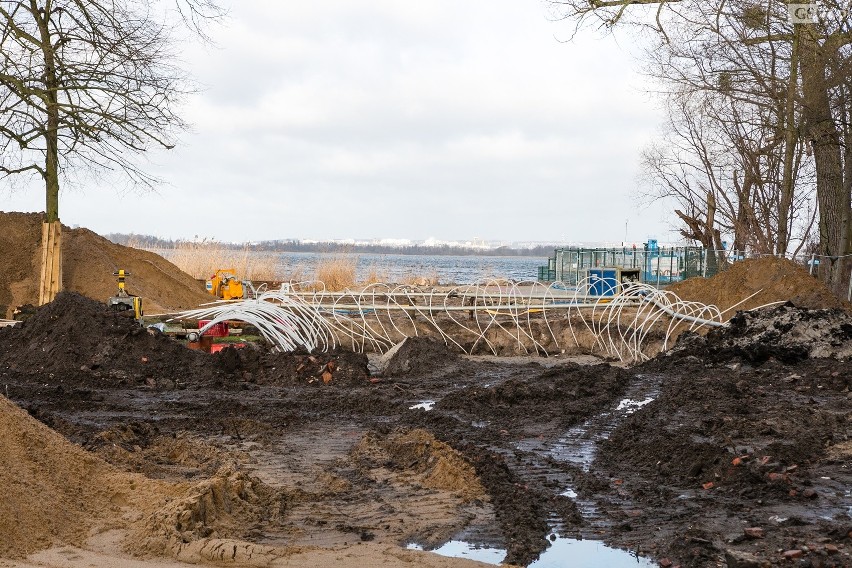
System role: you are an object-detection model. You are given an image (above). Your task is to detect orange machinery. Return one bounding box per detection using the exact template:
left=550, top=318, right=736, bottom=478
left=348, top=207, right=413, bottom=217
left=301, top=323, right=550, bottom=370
left=205, top=269, right=245, bottom=300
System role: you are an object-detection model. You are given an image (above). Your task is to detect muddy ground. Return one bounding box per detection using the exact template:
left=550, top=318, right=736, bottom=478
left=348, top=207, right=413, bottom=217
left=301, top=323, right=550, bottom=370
left=1, top=293, right=851, bottom=567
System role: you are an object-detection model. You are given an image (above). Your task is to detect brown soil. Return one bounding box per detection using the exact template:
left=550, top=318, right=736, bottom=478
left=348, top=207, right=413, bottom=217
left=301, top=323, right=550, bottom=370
left=667, top=256, right=848, bottom=313
left=0, top=394, right=167, bottom=557
left=0, top=211, right=210, bottom=318
left=2, top=236, right=852, bottom=567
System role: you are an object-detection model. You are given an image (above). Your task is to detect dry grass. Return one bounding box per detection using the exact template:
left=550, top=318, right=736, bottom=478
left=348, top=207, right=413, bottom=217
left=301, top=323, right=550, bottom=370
left=314, top=255, right=358, bottom=291
left=134, top=239, right=283, bottom=281
left=363, top=263, right=389, bottom=285
left=402, top=271, right=441, bottom=287
left=128, top=237, right=442, bottom=289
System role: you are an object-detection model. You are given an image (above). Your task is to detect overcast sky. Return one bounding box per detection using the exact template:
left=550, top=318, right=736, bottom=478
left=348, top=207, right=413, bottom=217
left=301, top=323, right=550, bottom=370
left=2, top=0, right=678, bottom=244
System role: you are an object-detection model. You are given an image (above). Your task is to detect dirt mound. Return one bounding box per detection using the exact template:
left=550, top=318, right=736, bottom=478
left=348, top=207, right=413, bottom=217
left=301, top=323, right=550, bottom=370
left=375, top=336, right=462, bottom=377
left=599, top=355, right=851, bottom=495
left=667, top=256, right=846, bottom=313
left=0, top=211, right=210, bottom=317
left=214, top=344, right=370, bottom=386
left=352, top=429, right=486, bottom=502
left=591, top=307, right=852, bottom=565
left=131, top=465, right=285, bottom=555
left=0, top=291, right=372, bottom=391
left=0, top=394, right=165, bottom=557
left=0, top=291, right=216, bottom=386
left=667, top=303, right=852, bottom=364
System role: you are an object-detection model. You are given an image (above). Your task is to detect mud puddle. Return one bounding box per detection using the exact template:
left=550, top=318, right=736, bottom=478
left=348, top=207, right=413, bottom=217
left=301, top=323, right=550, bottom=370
left=411, top=535, right=654, bottom=567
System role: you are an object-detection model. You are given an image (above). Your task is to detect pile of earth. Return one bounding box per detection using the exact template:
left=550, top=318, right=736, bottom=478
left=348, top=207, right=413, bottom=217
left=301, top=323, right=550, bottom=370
left=0, top=388, right=292, bottom=562
left=667, top=256, right=847, bottom=313
left=372, top=336, right=463, bottom=377
left=0, top=393, right=153, bottom=557
left=592, top=304, right=852, bottom=566
left=668, top=303, right=852, bottom=364
left=0, top=291, right=370, bottom=389
left=0, top=211, right=210, bottom=318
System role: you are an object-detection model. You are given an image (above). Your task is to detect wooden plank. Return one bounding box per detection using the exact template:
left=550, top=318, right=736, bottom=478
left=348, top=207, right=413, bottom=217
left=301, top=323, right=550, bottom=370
left=51, top=223, right=61, bottom=298
left=38, top=222, right=49, bottom=305
left=39, top=221, right=63, bottom=305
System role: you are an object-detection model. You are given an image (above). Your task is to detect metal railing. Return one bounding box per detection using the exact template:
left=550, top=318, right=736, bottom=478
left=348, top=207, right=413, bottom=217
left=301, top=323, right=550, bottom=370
left=538, top=246, right=839, bottom=287
left=538, top=246, right=706, bottom=286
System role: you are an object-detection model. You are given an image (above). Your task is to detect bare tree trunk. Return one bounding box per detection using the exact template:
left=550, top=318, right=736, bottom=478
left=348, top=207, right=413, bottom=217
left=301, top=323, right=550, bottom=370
left=34, top=0, right=60, bottom=223
left=799, top=24, right=848, bottom=293
left=778, top=24, right=799, bottom=255
left=34, top=0, right=62, bottom=303
left=732, top=171, right=752, bottom=252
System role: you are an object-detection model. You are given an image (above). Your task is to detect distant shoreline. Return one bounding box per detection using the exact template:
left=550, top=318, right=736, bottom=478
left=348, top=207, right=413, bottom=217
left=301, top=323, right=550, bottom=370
left=107, top=233, right=558, bottom=258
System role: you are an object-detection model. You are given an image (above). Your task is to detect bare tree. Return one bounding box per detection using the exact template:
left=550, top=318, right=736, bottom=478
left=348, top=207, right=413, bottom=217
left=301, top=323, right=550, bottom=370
left=553, top=0, right=852, bottom=293
left=0, top=0, right=223, bottom=301
left=639, top=2, right=817, bottom=260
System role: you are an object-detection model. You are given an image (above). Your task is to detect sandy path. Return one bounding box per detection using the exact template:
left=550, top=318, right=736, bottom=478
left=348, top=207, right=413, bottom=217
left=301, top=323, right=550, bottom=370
left=1, top=530, right=502, bottom=568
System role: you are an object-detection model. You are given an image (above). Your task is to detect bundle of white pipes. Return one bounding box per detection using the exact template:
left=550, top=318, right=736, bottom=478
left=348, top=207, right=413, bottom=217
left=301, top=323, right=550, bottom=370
left=169, top=279, right=756, bottom=361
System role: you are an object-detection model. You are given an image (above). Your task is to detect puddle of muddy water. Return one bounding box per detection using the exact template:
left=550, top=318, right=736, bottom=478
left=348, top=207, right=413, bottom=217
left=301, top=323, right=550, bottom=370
left=409, top=536, right=654, bottom=567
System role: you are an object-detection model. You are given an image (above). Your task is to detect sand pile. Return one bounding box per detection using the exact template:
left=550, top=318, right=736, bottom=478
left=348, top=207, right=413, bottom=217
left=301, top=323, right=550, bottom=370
left=0, top=394, right=164, bottom=557
left=667, top=256, right=846, bottom=313
left=0, top=389, right=287, bottom=561
left=130, top=465, right=285, bottom=558
left=0, top=211, right=210, bottom=318
left=352, top=429, right=486, bottom=502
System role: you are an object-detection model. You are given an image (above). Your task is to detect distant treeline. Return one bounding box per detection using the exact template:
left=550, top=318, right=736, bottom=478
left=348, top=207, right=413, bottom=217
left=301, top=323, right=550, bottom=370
left=106, top=233, right=557, bottom=257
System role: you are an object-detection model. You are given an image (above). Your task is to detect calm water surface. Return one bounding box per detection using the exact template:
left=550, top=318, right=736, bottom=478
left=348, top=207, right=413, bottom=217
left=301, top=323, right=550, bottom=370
left=273, top=252, right=546, bottom=284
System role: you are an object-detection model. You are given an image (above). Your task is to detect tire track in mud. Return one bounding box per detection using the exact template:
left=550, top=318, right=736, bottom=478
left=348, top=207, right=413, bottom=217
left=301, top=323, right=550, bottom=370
left=505, top=373, right=663, bottom=534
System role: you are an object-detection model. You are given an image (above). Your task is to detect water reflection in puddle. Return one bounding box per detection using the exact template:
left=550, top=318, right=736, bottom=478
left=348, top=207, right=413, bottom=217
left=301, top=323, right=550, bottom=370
left=409, top=536, right=654, bottom=567
left=530, top=536, right=654, bottom=567
left=409, top=400, right=435, bottom=411
left=408, top=541, right=505, bottom=563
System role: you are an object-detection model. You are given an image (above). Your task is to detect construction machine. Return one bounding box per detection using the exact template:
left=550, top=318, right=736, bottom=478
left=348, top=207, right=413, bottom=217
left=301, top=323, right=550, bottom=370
left=206, top=268, right=251, bottom=300
left=109, top=269, right=143, bottom=319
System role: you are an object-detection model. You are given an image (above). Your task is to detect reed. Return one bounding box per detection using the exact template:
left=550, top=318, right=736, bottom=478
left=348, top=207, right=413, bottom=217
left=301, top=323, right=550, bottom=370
left=137, top=239, right=283, bottom=281
left=314, top=255, right=358, bottom=291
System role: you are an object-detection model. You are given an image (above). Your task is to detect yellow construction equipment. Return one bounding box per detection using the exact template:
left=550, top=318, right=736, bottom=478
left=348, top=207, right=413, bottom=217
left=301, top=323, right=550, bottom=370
left=108, top=269, right=143, bottom=319
left=206, top=268, right=245, bottom=300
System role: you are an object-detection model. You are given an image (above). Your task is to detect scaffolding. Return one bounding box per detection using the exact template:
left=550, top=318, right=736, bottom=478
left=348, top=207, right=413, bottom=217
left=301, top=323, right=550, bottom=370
left=538, top=243, right=707, bottom=286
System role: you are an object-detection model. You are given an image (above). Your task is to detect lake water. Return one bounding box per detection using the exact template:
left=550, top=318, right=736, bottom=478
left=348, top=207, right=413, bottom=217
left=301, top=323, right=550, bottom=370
left=272, top=252, right=547, bottom=285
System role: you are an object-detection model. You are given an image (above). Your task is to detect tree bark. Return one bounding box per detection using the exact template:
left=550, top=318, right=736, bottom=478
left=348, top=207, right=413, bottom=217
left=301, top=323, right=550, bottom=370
left=33, top=0, right=60, bottom=223
left=799, top=23, right=848, bottom=293
left=777, top=24, right=800, bottom=255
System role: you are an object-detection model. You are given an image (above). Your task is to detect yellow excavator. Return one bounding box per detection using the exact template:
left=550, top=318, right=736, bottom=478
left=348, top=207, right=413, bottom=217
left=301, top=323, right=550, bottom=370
left=108, top=269, right=143, bottom=319
left=206, top=268, right=246, bottom=300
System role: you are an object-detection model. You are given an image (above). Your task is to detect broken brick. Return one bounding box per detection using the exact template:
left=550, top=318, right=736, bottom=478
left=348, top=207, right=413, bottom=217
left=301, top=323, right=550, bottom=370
left=825, top=544, right=839, bottom=555
left=743, top=527, right=764, bottom=539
